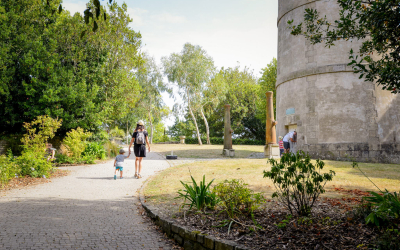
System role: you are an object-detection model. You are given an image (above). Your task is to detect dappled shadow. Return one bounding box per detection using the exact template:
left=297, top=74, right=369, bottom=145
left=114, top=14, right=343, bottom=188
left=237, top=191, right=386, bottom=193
left=0, top=197, right=174, bottom=249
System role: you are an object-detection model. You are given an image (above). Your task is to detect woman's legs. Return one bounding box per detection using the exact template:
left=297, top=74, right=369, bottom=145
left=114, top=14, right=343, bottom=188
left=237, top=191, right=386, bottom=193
left=138, top=157, right=143, bottom=177
left=135, top=157, right=139, bottom=176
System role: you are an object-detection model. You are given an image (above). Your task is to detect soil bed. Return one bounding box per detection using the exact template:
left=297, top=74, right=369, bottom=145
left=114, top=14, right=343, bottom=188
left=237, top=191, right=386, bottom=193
left=146, top=191, right=378, bottom=249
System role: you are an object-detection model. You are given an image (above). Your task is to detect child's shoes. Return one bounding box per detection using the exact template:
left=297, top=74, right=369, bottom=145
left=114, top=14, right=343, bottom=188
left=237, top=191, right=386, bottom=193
left=114, top=175, right=117, bottom=180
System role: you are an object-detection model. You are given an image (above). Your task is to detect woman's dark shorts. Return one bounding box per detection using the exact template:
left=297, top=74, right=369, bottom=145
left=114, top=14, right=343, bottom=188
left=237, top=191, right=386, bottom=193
left=134, top=145, right=146, bottom=157
left=283, top=142, right=290, bottom=150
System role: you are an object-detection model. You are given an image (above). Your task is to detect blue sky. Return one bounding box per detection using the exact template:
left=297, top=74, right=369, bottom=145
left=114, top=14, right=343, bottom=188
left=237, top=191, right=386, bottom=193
left=63, top=0, right=278, bottom=125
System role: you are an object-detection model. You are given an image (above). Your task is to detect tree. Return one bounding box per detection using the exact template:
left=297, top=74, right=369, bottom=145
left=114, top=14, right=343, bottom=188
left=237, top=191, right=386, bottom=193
left=0, top=0, right=143, bottom=135
left=257, top=58, right=277, bottom=124
left=136, top=54, right=171, bottom=144
left=204, top=66, right=261, bottom=140
left=288, top=0, right=400, bottom=93
left=162, top=43, right=215, bottom=145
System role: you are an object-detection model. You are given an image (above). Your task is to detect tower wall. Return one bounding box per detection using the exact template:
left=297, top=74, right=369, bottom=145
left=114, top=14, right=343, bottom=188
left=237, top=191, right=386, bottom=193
left=276, top=0, right=400, bottom=163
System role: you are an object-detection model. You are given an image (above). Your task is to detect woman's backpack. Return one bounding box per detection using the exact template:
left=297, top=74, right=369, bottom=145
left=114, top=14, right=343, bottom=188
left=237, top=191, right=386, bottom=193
left=136, top=131, right=145, bottom=145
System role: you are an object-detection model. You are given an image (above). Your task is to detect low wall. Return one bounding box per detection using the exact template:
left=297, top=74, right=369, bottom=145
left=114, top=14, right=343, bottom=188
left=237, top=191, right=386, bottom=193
left=139, top=182, right=248, bottom=250
left=299, top=143, right=400, bottom=164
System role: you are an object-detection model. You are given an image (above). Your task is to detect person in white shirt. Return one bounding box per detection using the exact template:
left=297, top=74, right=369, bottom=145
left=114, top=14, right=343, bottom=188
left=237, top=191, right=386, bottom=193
left=282, top=131, right=297, bottom=153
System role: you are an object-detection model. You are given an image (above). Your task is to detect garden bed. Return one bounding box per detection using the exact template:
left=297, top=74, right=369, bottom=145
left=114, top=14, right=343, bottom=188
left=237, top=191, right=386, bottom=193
left=143, top=156, right=400, bottom=249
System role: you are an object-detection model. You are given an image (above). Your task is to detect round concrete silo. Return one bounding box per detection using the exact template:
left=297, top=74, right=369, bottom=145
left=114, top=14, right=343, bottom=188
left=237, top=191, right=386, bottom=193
left=276, top=0, right=400, bottom=163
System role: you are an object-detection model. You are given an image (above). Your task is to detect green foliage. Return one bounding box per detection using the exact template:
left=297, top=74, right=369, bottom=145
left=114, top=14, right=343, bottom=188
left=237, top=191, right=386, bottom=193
left=212, top=179, right=265, bottom=218
left=88, top=131, right=109, bottom=143
left=21, top=115, right=62, bottom=153
left=17, top=151, right=53, bottom=178
left=4, top=135, right=23, bottom=156
left=0, top=152, right=19, bottom=187
left=176, top=175, right=219, bottom=211
left=264, top=151, right=335, bottom=216
left=109, top=126, right=125, bottom=139
left=276, top=214, right=293, bottom=229
left=288, top=1, right=400, bottom=93
left=0, top=0, right=143, bottom=135
left=374, top=228, right=400, bottom=250
left=257, top=58, right=277, bottom=122
left=63, top=128, right=92, bottom=159
left=83, top=142, right=106, bottom=160
left=363, top=190, right=400, bottom=227
left=184, top=137, right=264, bottom=145
left=104, top=141, right=120, bottom=158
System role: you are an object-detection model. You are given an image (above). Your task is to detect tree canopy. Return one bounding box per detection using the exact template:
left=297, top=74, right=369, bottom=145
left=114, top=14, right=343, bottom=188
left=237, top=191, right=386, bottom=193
left=288, top=0, right=400, bottom=93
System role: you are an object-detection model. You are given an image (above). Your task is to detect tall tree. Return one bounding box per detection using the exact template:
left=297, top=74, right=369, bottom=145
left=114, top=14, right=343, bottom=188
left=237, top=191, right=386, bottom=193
left=288, top=0, right=400, bottom=93
left=162, top=43, right=214, bottom=145
left=0, top=0, right=143, bottom=135
left=136, top=54, right=171, bottom=144
left=257, top=58, right=277, bottom=123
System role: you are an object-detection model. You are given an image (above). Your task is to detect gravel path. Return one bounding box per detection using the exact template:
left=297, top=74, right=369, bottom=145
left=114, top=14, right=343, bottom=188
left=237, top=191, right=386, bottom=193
left=0, top=150, right=175, bottom=250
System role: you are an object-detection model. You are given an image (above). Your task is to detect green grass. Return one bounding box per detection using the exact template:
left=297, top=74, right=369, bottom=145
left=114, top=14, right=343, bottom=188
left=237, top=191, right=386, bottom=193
left=151, top=144, right=264, bottom=159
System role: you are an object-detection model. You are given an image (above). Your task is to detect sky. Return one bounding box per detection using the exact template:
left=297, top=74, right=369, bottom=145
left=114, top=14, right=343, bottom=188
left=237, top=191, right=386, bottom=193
left=63, top=0, right=278, bottom=126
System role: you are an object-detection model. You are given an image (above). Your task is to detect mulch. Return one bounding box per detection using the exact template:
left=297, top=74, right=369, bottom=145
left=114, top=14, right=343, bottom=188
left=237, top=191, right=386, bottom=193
left=147, top=187, right=380, bottom=249
left=0, top=168, right=70, bottom=196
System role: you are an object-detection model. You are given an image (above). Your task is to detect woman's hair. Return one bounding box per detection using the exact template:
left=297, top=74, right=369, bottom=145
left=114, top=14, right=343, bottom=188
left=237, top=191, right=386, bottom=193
left=135, top=124, right=145, bottom=131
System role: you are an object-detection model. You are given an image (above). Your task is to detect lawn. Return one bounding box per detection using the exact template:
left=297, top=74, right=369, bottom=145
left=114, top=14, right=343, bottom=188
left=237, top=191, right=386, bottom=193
left=151, top=144, right=264, bottom=158
left=144, top=157, right=400, bottom=213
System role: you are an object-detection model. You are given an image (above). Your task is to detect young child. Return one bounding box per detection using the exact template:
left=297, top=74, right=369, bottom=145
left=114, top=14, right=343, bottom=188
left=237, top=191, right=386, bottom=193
left=278, top=136, right=284, bottom=157
left=114, top=149, right=130, bottom=180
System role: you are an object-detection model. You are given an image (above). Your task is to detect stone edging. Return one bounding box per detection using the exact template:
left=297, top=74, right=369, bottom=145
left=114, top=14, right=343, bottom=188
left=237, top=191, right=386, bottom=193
left=139, top=177, right=249, bottom=250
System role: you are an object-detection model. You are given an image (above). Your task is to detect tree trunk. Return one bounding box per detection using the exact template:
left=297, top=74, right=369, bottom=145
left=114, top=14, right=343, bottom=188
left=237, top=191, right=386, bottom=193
left=188, top=95, right=202, bottom=145
left=200, top=107, right=210, bottom=144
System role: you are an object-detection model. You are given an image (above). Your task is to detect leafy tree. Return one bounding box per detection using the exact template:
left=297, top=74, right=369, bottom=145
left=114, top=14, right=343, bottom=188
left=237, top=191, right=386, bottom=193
left=288, top=0, right=400, bottom=93
left=162, top=43, right=214, bottom=145
left=136, top=54, right=171, bottom=144
left=0, top=0, right=142, bottom=135
left=168, top=118, right=196, bottom=140
left=204, top=66, right=262, bottom=140
left=257, top=58, right=277, bottom=124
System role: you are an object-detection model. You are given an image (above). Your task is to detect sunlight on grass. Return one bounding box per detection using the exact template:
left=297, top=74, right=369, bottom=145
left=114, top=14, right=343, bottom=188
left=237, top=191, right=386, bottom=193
left=151, top=144, right=264, bottom=158
left=144, top=158, right=400, bottom=213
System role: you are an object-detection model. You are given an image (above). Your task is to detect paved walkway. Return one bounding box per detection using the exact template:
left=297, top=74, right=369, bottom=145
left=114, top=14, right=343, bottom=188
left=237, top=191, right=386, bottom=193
left=0, top=150, right=175, bottom=250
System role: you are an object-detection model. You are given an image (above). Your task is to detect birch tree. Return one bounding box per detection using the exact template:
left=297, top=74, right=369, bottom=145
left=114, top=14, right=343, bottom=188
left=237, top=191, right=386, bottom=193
left=162, top=43, right=214, bottom=145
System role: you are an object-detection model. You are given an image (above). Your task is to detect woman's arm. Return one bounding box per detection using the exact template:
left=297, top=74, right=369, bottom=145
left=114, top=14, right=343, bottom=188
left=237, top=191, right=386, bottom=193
left=128, top=138, right=135, bottom=154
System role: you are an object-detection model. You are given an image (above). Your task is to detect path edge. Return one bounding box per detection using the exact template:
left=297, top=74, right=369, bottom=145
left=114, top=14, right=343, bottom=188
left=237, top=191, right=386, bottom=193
left=139, top=170, right=249, bottom=250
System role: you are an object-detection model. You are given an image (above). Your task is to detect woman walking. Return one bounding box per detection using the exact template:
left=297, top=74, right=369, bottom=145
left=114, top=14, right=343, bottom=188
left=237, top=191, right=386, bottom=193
left=129, top=120, right=151, bottom=179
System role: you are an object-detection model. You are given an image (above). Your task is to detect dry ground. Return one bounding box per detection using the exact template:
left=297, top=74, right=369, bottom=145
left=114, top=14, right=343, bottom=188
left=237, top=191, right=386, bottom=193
left=151, top=144, right=264, bottom=159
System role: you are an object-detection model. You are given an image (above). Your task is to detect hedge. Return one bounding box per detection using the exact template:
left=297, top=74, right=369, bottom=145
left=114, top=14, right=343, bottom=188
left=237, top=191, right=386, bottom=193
left=185, top=137, right=264, bottom=145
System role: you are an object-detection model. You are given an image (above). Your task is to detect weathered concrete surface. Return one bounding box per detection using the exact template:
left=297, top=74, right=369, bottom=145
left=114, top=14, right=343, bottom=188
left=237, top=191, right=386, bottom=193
left=0, top=151, right=175, bottom=249
left=276, top=0, right=400, bottom=163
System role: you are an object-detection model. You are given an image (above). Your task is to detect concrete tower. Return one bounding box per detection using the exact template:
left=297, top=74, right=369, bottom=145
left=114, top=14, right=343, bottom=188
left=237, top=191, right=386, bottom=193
left=276, top=0, right=400, bottom=163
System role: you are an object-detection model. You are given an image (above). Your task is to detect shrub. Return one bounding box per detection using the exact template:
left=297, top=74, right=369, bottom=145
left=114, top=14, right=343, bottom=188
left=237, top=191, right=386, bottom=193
left=0, top=152, right=19, bottom=187
left=177, top=175, right=219, bottom=211
left=264, top=151, right=335, bottom=216
left=63, top=128, right=92, bottom=159
left=88, top=131, right=109, bottom=143
left=363, top=190, right=400, bottom=227
left=21, top=115, right=62, bottom=153
left=104, top=141, right=120, bottom=158
left=374, top=228, right=400, bottom=250
left=83, top=142, right=106, bottom=160
left=213, top=179, right=265, bottom=218
left=17, top=150, right=53, bottom=178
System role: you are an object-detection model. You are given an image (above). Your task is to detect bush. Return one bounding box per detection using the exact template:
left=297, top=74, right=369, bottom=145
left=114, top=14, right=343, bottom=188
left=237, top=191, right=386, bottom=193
left=17, top=150, right=53, bottom=178
left=177, top=175, right=219, bottom=211
left=213, top=179, right=265, bottom=218
left=104, top=141, right=120, bottom=158
left=63, top=127, right=92, bottom=159
left=0, top=152, right=19, bottom=187
left=185, top=137, right=264, bottom=145
left=88, top=131, right=109, bottom=143
left=264, top=151, right=335, bottom=216
left=374, top=228, right=400, bottom=250
left=83, top=142, right=106, bottom=160
left=4, top=135, right=23, bottom=156
left=363, top=190, right=400, bottom=227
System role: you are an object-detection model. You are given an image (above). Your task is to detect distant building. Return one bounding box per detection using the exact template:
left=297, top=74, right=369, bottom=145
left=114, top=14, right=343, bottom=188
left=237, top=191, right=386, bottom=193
left=276, top=0, right=400, bottom=163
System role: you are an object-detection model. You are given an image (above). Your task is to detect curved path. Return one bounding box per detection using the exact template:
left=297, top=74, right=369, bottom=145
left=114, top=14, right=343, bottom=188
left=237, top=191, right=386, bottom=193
left=0, top=150, right=174, bottom=250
